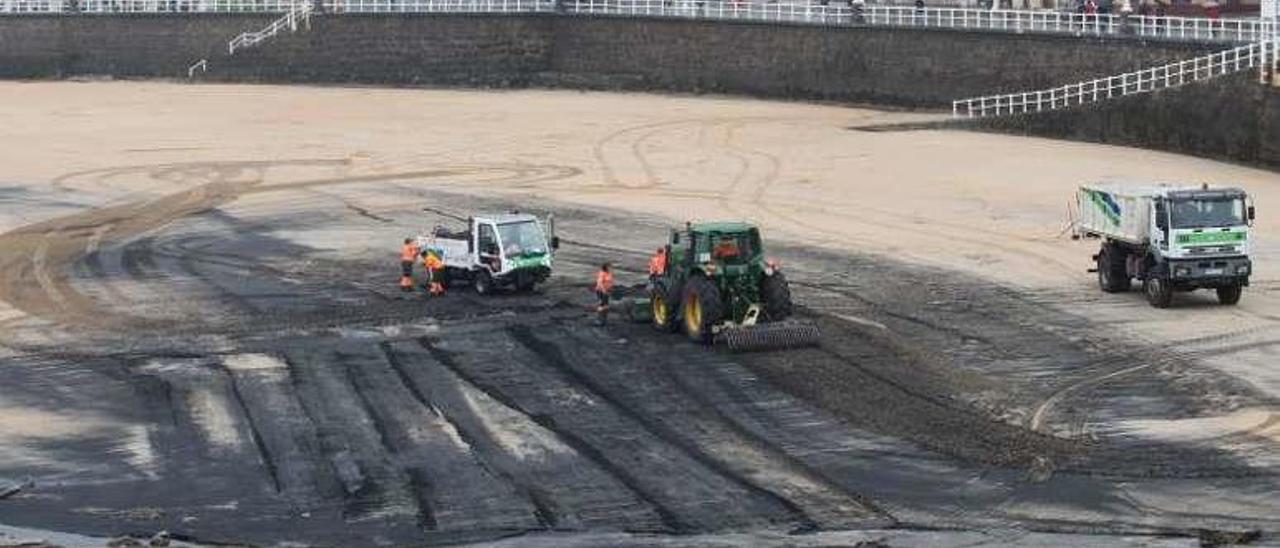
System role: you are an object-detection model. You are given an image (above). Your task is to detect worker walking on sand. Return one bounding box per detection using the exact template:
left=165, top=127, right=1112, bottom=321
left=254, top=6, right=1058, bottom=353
left=423, top=249, right=446, bottom=296
left=399, top=237, right=420, bottom=292
left=594, top=262, right=614, bottom=326
left=648, top=247, right=667, bottom=285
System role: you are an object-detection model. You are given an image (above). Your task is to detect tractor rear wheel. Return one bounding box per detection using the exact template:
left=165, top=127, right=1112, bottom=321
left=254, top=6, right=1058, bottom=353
left=682, top=275, right=722, bottom=344
left=761, top=272, right=793, bottom=321
left=650, top=281, right=679, bottom=333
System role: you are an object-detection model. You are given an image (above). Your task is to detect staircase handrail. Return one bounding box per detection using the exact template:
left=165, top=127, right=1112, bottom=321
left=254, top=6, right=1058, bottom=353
left=952, top=40, right=1276, bottom=118
left=228, top=0, right=312, bottom=55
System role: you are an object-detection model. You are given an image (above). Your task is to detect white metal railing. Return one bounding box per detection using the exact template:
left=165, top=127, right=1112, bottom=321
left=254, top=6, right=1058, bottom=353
left=76, top=0, right=298, bottom=11
left=573, top=1, right=1280, bottom=45
left=227, top=0, right=311, bottom=53
left=0, top=0, right=65, bottom=11
left=187, top=58, right=208, bottom=76
left=325, top=0, right=551, bottom=13
left=953, top=40, right=1277, bottom=118
left=0, top=0, right=973, bottom=10
left=3, top=0, right=1275, bottom=46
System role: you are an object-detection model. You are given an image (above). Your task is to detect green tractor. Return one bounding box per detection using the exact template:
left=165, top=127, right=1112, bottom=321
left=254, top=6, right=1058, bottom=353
left=649, top=221, right=819, bottom=351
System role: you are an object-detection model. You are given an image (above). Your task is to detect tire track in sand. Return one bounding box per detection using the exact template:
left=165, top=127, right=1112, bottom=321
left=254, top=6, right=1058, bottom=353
left=0, top=162, right=579, bottom=331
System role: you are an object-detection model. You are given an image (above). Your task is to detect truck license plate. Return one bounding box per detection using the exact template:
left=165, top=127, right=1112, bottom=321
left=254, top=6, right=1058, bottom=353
left=1205, top=268, right=1224, bottom=276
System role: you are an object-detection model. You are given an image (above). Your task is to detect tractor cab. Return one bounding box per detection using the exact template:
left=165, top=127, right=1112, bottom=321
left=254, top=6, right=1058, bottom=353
left=668, top=221, right=762, bottom=276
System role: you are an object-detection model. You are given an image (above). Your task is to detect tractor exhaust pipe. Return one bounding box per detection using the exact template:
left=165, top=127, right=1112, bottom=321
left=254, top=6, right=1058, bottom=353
left=717, top=320, right=821, bottom=352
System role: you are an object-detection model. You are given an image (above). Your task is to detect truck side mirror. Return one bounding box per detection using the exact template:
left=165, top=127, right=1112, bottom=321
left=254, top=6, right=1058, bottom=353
left=551, top=236, right=560, bottom=250
left=1247, top=205, right=1255, bottom=221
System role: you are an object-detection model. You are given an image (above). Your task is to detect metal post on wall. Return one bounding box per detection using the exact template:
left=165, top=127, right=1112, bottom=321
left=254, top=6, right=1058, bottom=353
left=1261, top=40, right=1270, bottom=84
left=1271, top=41, right=1280, bottom=87
left=1274, top=41, right=1280, bottom=85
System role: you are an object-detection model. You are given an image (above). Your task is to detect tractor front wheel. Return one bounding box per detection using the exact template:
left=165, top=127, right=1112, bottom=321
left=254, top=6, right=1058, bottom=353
left=682, top=275, right=723, bottom=344
left=761, top=272, right=793, bottom=321
left=651, top=281, right=679, bottom=333
left=474, top=269, right=494, bottom=296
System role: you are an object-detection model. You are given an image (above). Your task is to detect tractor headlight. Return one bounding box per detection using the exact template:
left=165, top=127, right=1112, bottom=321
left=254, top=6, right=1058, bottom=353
left=1236, top=264, right=1250, bottom=275
left=1174, top=267, right=1191, bottom=278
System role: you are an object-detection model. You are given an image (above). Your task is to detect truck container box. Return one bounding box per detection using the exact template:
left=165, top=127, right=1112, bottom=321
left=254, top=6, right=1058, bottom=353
left=1077, top=183, right=1188, bottom=244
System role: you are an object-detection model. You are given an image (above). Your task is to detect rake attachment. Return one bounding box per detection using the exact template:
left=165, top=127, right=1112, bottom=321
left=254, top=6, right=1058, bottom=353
left=716, top=320, right=821, bottom=352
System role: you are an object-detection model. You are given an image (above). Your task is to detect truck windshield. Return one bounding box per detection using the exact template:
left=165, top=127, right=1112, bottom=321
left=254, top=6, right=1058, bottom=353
left=1169, top=198, right=1245, bottom=229
left=497, top=221, right=548, bottom=257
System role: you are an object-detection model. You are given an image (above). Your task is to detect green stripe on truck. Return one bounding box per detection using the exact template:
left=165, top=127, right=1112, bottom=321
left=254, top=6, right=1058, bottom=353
left=1175, top=231, right=1247, bottom=244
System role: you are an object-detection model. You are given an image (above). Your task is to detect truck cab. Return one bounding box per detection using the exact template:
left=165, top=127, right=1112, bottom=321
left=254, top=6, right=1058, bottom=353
left=1146, top=188, right=1253, bottom=303
left=1151, top=189, right=1253, bottom=263
left=422, top=213, right=558, bottom=294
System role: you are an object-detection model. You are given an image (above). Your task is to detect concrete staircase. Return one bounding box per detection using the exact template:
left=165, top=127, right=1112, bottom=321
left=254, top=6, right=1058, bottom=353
left=186, top=1, right=312, bottom=79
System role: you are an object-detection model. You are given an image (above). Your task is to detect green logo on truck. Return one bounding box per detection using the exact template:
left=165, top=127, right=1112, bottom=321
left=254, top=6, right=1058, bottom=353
left=508, top=254, right=551, bottom=270
left=1175, top=231, right=1247, bottom=245
left=1087, top=190, right=1122, bottom=226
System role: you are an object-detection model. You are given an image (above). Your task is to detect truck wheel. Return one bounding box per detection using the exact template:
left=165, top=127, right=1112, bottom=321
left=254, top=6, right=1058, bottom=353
left=1216, top=284, right=1243, bottom=305
left=650, top=281, right=679, bottom=333
left=761, top=272, right=793, bottom=321
left=474, top=270, right=494, bottom=296
left=1143, top=276, right=1173, bottom=308
left=682, top=275, right=722, bottom=344
left=1097, top=246, right=1130, bottom=293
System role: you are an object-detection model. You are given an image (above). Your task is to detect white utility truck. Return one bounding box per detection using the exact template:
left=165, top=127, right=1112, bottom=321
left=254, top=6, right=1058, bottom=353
left=1075, top=182, right=1255, bottom=308
left=418, top=213, right=559, bottom=295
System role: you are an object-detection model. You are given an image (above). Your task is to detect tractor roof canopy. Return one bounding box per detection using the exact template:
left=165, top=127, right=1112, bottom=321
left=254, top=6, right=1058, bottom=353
left=690, top=221, right=757, bottom=234
left=478, top=213, right=541, bottom=225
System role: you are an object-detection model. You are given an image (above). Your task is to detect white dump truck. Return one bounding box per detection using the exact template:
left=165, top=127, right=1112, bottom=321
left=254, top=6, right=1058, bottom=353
left=1075, top=182, right=1255, bottom=308
left=418, top=212, right=559, bottom=295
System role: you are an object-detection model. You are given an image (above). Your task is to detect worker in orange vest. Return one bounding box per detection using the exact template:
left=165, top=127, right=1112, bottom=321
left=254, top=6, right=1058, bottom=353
left=594, top=262, right=614, bottom=326
left=399, top=237, right=420, bottom=292
left=423, top=249, right=446, bottom=296
left=648, top=247, right=667, bottom=285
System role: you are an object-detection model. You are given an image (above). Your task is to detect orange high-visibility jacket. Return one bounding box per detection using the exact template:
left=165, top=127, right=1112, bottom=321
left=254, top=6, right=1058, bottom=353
left=401, top=243, right=421, bottom=262
left=648, top=251, right=667, bottom=276
left=595, top=270, right=614, bottom=293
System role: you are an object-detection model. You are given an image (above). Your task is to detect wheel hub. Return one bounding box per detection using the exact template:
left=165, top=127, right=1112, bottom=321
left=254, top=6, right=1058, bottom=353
left=685, top=297, right=702, bottom=334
